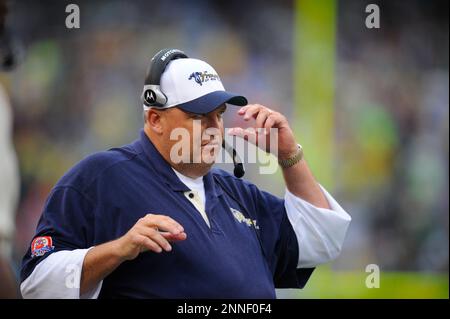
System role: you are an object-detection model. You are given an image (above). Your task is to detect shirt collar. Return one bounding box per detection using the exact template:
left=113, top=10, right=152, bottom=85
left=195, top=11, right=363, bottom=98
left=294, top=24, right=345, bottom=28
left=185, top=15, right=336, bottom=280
left=137, top=129, right=223, bottom=197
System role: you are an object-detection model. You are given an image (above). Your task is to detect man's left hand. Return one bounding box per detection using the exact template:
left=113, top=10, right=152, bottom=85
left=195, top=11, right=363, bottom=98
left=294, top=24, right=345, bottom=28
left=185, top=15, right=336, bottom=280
left=228, top=104, right=298, bottom=161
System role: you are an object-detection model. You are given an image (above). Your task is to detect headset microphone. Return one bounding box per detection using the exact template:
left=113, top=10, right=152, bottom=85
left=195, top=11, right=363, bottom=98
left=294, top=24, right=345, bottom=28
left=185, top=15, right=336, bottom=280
left=222, top=140, right=245, bottom=178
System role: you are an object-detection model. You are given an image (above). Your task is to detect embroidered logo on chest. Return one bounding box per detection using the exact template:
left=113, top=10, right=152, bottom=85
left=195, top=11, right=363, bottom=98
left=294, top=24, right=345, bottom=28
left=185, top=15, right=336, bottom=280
left=230, top=208, right=259, bottom=229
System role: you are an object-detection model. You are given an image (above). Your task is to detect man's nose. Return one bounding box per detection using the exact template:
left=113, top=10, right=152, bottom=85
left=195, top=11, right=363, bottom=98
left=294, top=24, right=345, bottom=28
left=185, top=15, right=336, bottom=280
left=203, top=114, right=221, bottom=129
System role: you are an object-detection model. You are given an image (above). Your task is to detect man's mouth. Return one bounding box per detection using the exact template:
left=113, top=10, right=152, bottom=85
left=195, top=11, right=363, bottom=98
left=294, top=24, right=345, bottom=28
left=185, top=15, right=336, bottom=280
left=201, top=143, right=220, bottom=149
left=201, top=140, right=220, bottom=147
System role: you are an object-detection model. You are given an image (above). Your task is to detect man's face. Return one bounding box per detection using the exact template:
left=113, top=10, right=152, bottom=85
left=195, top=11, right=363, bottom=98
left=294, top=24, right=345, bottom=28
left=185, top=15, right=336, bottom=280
left=158, top=104, right=226, bottom=168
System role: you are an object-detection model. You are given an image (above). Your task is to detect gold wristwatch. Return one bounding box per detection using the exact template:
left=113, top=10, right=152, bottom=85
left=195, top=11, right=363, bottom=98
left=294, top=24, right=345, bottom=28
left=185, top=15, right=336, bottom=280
left=278, top=144, right=304, bottom=168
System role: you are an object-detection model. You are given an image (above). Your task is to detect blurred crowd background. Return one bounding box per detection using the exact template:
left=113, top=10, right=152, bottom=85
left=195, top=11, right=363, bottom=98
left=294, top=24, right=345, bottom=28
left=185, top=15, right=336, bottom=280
left=0, top=0, right=448, bottom=298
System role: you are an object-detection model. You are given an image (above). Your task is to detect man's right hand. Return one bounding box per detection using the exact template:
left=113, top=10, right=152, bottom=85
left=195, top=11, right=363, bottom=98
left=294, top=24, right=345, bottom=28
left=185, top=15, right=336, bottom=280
left=80, top=214, right=186, bottom=296
left=115, top=214, right=187, bottom=261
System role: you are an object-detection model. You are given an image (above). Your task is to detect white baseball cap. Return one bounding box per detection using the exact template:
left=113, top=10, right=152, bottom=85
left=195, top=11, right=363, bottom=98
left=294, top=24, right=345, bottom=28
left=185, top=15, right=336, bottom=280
left=143, top=57, right=248, bottom=114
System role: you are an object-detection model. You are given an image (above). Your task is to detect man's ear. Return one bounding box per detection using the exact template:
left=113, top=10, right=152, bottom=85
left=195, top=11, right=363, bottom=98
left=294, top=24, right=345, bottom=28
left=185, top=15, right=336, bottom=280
left=146, top=109, right=164, bottom=134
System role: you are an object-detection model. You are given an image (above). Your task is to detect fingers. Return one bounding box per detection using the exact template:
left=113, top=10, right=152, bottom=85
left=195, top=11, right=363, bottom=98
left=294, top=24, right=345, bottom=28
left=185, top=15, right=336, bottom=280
left=140, top=214, right=184, bottom=235
left=255, top=109, right=271, bottom=130
left=237, top=104, right=282, bottom=132
left=239, top=104, right=267, bottom=121
left=227, top=127, right=246, bottom=139
left=138, top=235, right=164, bottom=253
left=132, top=214, right=187, bottom=254
left=227, top=127, right=259, bottom=145
left=121, top=214, right=187, bottom=260
left=161, top=231, right=188, bottom=242
left=263, top=114, right=277, bottom=132
left=139, top=226, right=174, bottom=252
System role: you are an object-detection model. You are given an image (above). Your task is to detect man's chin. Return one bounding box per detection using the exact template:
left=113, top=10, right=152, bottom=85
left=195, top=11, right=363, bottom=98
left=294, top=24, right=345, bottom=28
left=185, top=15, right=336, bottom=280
left=196, top=158, right=217, bottom=167
left=180, top=153, right=218, bottom=166
left=178, top=161, right=216, bottom=178
left=181, top=149, right=219, bottom=170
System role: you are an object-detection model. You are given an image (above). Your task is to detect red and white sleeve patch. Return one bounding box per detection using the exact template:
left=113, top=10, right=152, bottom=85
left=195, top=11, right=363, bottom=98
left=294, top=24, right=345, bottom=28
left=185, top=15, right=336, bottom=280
left=31, top=236, right=55, bottom=258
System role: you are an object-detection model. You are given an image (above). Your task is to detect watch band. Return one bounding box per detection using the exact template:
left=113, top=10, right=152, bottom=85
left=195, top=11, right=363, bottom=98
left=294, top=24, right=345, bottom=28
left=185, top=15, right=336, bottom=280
left=278, top=144, right=304, bottom=168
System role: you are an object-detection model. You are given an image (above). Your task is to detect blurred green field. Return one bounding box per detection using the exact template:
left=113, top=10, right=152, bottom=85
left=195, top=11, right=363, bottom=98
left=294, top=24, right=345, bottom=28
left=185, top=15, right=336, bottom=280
left=288, top=267, right=449, bottom=299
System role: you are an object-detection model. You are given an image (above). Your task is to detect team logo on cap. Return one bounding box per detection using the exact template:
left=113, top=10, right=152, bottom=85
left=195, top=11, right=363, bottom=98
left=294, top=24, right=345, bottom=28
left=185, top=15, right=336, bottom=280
left=31, top=236, right=55, bottom=258
left=188, top=71, right=220, bottom=86
left=143, top=89, right=157, bottom=104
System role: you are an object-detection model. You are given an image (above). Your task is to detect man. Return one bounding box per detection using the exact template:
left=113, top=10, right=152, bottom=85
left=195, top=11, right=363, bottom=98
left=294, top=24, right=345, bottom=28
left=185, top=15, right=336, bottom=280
left=20, top=49, right=351, bottom=298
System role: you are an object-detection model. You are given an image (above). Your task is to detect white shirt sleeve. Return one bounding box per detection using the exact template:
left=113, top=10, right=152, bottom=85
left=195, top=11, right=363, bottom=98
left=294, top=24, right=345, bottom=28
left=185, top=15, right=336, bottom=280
left=284, top=185, right=351, bottom=268
left=20, top=248, right=103, bottom=299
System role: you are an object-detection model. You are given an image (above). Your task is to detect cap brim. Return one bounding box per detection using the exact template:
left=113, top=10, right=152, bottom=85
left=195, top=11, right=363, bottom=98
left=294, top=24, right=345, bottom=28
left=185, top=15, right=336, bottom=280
left=176, top=91, right=248, bottom=114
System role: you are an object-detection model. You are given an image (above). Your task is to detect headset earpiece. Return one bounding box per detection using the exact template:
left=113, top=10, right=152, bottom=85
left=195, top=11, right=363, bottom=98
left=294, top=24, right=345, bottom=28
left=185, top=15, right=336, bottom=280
left=141, top=48, right=188, bottom=107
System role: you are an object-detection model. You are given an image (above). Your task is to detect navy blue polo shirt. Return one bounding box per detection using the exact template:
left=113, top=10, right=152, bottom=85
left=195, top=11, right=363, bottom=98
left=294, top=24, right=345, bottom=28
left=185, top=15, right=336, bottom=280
left=21, top=130, right=314, bottom=298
